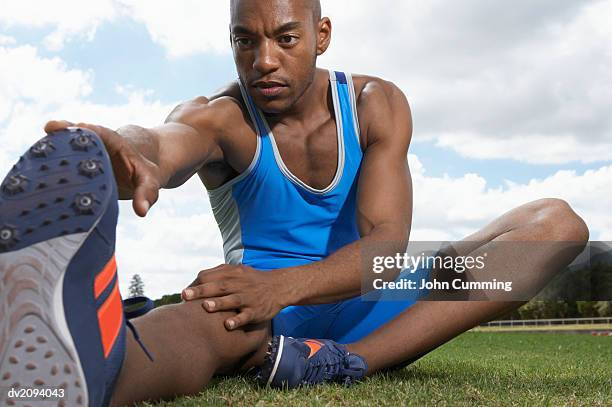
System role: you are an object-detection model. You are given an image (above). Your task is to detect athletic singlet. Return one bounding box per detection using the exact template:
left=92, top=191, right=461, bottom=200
left=207, top=70, right=363, bottom=271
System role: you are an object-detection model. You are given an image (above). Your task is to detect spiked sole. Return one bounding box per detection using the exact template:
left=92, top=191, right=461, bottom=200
left=0, top=129, right=114, bottom=406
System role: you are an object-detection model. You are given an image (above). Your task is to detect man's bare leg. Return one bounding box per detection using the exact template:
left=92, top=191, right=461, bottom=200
left=110, top=300, right=271, bottom=406
left=109, top=198, right=588, bottom=405
left=347, top=198, right=589, bottom=373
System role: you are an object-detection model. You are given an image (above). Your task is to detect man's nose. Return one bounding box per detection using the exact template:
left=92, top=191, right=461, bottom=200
left=253, top=40, right=280, bottom=74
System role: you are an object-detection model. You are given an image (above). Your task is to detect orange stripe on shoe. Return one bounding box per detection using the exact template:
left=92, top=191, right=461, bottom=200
left=304, top=339, right=324, bottom=358
left=97, top=280, right=123, bottom=358
left=94, top=255, right=117, bottom=299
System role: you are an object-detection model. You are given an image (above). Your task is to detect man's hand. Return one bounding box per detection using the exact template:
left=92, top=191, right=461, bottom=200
left=182, top=264, right=290, bottom=330
left=44, top=121, right=162, bottom=217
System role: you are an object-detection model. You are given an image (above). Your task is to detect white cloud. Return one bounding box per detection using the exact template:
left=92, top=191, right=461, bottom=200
left=434, top=132, right=612, bottom=164
left=409, top=154, right=612, bottom=242
left=0, top=44, right=92, bottom=124
left=0, top=0, right=117, bottom=50
left=318, top=0, right=612, bottom=164
left=0, top=0, right=230, bottom=56
left=0, top=43, right=92, bottom=173
left=0, top=35, right=16, bottom=46
left=116, top=0, right=230, bottom=58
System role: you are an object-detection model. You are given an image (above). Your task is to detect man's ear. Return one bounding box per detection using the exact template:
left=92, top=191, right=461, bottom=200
left=316, top=17, right=332, bottom=56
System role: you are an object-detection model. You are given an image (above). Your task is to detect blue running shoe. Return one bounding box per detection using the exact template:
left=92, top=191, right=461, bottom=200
left=257, top=335, right=367, bottom=388
left=0, top=129, right=148, bottom=406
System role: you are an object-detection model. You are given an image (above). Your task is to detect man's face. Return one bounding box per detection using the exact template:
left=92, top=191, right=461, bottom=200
left=230, top=0, right=327, bottom=114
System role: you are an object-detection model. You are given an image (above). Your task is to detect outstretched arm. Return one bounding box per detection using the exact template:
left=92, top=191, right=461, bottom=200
left=185, top=78, right=413, bottom=329
left=44, top=96, right=233, bottom=216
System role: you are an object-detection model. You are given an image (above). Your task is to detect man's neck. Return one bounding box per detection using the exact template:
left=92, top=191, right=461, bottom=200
left=265, top=68, right=330, bottom=128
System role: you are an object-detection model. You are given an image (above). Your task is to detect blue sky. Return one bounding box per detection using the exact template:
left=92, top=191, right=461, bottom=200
left=1, top=0, right=611, bottom=298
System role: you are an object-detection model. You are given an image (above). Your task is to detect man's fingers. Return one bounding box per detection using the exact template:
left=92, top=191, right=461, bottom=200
left=132, top=184, right=156, bottom=217
left=73, top=123, right=126, bottom=152
left=44, top=120, right=75, bottom=133
left=74, top=122, right=103, bottom=134
left=182, top=282, right=225, bottom=301
left=200, top=294, right=242, bottom=313
left=131, top=162, right=160, bottom=217
left=225, top=309, right=254, bottom=330
left=44, top=121, right=162, bottom=217
left=46, top=121, right=124, bottom=155
left=187, top=265, right=226, bottom=288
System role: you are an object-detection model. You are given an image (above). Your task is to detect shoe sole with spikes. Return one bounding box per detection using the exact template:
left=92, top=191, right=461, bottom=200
left=0, top=128, right=125, bottom=407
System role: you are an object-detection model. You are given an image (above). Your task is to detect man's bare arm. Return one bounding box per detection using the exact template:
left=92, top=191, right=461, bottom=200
left=279, top=78, right=413, bottom=305
left=44, top=96, right=239, bottom=216
left=116, top=97, right=228, bottom=189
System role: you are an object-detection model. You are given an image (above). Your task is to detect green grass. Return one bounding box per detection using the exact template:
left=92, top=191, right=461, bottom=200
left=139, top=332, right=612, bottom=407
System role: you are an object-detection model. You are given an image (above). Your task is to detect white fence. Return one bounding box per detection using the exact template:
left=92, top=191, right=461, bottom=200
left=481, top=317, right=612, bottom=327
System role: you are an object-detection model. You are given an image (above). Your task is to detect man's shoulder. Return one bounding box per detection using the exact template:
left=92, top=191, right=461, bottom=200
left=350, top=74, right=407, bottom=111
left=349, top=73, right=411, bottom=147
left=165, top=81, right=248, bottom=133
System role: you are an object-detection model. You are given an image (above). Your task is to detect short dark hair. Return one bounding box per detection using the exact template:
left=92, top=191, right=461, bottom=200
left=230, top=0, right=322, bottom=23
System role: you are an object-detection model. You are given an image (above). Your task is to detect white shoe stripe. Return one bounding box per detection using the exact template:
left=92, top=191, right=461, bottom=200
left=267, top=335, right=285, bottom=386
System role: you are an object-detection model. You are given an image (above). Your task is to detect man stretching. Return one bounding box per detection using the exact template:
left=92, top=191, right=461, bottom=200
left=0, top=0, right=589, bottom=406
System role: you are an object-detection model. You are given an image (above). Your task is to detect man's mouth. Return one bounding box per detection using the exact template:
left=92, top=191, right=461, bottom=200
left=252, top=81, right=287, bottom=98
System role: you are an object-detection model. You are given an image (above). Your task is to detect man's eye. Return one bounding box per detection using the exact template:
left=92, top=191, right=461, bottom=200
left=279, top=35, right=297, bottom=45
left=235, top=38, right=252, bottom=47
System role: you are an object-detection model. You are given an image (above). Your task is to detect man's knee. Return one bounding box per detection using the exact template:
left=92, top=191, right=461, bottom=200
left=526, top=198, right=589, bottom=242
left=163, top=300, right=270, bottom=364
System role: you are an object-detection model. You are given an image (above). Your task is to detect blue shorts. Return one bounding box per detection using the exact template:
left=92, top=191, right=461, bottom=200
left=272, top=268, right=428, bottom=343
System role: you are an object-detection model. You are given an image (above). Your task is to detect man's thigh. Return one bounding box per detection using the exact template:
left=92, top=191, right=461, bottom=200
left=272, top=266, right=432, bottom=343
left=327, top=296, right=417, bottom=343
left=272, top=291, right=419, bottom=343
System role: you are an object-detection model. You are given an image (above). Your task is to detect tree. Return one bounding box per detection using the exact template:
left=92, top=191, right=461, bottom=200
left=128, top=274, right=145, bottom=298
left=576, top=301, right=598, bottom=317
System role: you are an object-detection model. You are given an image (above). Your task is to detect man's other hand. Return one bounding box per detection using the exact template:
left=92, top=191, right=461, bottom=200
left=44, top=120, right=162, bottom=217
left=183, top=264, right=289, bottom=330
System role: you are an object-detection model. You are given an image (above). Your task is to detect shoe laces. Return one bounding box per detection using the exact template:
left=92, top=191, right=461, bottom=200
left=124, top=319, right=154, bottom=362
left=303, top=343, right=362, bottom=385
left=123, top=296, right=155, bottom=362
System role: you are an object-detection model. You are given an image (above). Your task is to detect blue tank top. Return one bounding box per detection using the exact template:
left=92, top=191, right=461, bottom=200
left=207, top=70, right=363, bottom=270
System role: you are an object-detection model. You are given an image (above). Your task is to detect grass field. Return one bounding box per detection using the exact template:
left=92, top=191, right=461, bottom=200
left=139, top=332, right=611, bottom=407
